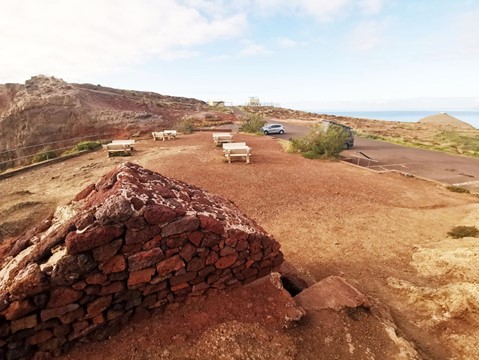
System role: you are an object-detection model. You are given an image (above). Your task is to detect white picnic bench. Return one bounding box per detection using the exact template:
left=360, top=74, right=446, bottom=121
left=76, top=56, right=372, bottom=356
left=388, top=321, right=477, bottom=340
left=213, top=132, right=233, bottom=146
left=110, top=139, right=135, bottom=148
left=105, top=143, right=133, bottom=157
left=222, top=142, right=246, bottom=150
left=152, top=130, right=177, bottom=141
left=223, top=144, right=252, bottom=164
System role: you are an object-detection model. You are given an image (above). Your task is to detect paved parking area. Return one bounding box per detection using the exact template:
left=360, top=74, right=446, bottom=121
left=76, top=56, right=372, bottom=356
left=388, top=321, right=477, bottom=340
left=269, top=120, right=479, bottom=192
left=342, top=138, right=479, bottom=191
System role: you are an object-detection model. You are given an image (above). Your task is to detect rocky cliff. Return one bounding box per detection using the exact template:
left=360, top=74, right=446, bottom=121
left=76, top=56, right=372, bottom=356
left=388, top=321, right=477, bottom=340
left=0, top=162, right=283, bottom=358
left=0, top=75, right=232, bottom=169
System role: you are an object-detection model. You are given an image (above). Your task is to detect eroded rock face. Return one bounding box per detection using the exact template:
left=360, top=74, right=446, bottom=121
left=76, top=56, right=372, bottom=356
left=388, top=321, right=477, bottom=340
left=0, top=75, right=211, bottom=170
left=0, top=162, right=283, bottom=358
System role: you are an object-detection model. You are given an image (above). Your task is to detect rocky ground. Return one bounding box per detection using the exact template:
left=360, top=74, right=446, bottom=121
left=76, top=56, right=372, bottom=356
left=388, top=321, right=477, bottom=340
left=1, top=131, right=478, bottom=359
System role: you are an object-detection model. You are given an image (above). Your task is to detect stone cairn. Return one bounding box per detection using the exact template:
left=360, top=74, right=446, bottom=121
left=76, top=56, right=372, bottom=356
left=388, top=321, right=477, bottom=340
left=0, top=162, right=283, bottom=359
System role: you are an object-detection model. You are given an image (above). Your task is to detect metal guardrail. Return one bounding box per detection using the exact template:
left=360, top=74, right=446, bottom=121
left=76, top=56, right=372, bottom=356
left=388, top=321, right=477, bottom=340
left=0, top=133, right=113, bottom=169
left=350, top=152, right=379, bottom=167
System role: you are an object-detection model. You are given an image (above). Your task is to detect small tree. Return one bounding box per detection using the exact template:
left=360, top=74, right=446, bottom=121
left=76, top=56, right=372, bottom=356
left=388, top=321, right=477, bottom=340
left=290, top=124, right=349, bottom=159
left=239, top=114, right=266, bottom=134
left=177, top=117, right=195, bottom=134
left=33, top=146, right=58, bottom=163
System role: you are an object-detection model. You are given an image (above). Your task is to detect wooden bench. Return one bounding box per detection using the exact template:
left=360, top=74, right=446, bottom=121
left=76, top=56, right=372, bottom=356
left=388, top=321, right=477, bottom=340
left=105, top=143, right=132, bottom=157
left=213, top=133, right=233, bottom=146
left=224, top=146, right=251, bottom=164
left=152, top=131, right=177, bottom=141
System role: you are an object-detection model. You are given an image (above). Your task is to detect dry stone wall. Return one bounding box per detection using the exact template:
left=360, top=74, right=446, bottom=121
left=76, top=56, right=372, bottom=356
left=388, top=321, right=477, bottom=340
left=0, top=162, right=283, bottom=359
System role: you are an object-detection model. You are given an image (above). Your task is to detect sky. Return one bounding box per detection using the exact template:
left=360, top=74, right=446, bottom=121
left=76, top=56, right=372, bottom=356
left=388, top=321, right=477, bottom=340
left=1, top=0, right=479, bottom=112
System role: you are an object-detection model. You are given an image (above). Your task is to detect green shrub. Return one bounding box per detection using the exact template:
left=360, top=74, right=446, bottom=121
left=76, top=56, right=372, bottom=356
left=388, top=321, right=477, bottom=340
left=446, top=185, right=470, bottom=194
left=448, top=225, right=479, bottom=239
left=289, top=124, right=349, bottom=159
left=76, top=141, right=102, bottom=151
left=62, top=141, right=102, bottom=155
left=239, top=114, right=266, bottom=134
left=33, top=146, right=58, bottom=163
left=177, top=117, right=195, bottom=134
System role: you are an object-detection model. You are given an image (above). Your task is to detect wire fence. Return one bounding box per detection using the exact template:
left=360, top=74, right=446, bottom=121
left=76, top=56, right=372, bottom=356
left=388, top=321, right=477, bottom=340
left=0, top=133, right=114, bottom=171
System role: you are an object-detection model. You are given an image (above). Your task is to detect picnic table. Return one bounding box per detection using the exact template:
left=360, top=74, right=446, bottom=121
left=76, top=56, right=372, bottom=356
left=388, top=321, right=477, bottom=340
left=223, top=143, right=252, bottom=164
left=222, top=142, right=246, bottom=150
left=105, top=140, right=135, bottom=157
left=152, top=130, right=177, bottom=141
left=111, top=140, right=135, bottom=148
left=212, top=132, right=233, bottom=145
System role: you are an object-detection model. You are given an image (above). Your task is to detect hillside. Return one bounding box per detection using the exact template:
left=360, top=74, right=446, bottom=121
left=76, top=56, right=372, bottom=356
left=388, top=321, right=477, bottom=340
left=418, top=112, right=475, bottom=129
left=0, top=76, right=234, bottom=170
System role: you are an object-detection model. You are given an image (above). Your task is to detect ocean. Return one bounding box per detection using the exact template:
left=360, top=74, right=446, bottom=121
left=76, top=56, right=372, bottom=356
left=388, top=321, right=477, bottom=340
left=315, top=110, right=479, bottom=129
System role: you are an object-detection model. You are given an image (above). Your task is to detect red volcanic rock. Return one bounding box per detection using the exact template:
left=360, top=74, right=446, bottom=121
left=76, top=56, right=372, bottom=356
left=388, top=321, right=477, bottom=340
left=144, top=205, right=177, bottom=225
left=47, top=287, right=83, bottom=308
left=4, top=300, right=36, bottom=321
left=198, top=215, right=224, bottom=235
left=99, top=255, right=127, bottom=274
left=215, top=253, right=239, bottom=269
left=65, top=226, right=124, bottom=254
left=156, top=255, right=185, bottom=277
left=128, top=248, right=164, bottom=271
left=0, top=163, right=283, bottom=358
left=295, top=276, right=373, bottom=312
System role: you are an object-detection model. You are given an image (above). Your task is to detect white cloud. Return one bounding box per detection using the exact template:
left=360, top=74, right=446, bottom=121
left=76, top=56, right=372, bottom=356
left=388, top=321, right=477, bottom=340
left=277, top=37, right=297, bottom=48
left=209, top=54, right=231, bottom=61
left=239, top=41, right=270, bottom=56
left=298, top=0, right=352, bottom=22
left=252, top=0, right=392, bottom=22
left=252, top=0, right=353, bottom=23
left=0, top=0, right=247, bottom=82
left=348, top=20, right=388, bottom=51
left=358, top=0, right=388, bottom=15
left=450, top=10, right=479, bottom=58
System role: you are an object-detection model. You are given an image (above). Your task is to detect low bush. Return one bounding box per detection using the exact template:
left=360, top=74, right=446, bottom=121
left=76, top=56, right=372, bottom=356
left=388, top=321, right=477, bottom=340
left=289, top=124, right=349, bottom=159
left=62, top=141, right=102, bottom=156
left=33, top=146, right=58, bottom=163
left=448, top=225, right=479, bottom=239
left=446, top=185, right=470, bottom=194
left=177, top=117, right=195, bottom=134
left=239, top=114, right=266, bottom=134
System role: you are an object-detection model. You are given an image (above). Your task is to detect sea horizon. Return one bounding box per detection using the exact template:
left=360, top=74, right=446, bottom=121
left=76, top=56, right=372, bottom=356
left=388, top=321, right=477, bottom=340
left=309, top=110, right=479, bottom=129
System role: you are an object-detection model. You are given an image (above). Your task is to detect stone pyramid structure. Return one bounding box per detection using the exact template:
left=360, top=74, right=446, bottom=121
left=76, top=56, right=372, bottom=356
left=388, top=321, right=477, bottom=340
left=0, top=162, right=283, bottom=358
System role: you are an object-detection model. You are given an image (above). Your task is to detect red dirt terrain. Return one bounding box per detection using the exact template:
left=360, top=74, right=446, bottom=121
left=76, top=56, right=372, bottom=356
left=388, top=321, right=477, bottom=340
left=1, top=132, right=478, bottom=359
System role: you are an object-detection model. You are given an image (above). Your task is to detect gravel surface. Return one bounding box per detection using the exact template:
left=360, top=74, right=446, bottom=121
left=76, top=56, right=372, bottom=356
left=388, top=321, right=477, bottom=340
left=1, top=131, right=478, bottom=359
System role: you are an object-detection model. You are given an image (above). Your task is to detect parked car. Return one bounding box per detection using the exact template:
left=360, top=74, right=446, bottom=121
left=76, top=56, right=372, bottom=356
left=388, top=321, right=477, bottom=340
left=260, top=124, right=285, bottom=135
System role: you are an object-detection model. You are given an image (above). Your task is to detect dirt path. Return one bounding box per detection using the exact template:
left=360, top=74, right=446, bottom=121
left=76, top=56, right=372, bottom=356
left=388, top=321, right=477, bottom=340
left=1, top=132, right=478, bottom=359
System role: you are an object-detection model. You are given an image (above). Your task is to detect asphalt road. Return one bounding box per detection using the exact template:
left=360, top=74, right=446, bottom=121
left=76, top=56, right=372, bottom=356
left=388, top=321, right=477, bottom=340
left=268, top=121, right=479, bottom=191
